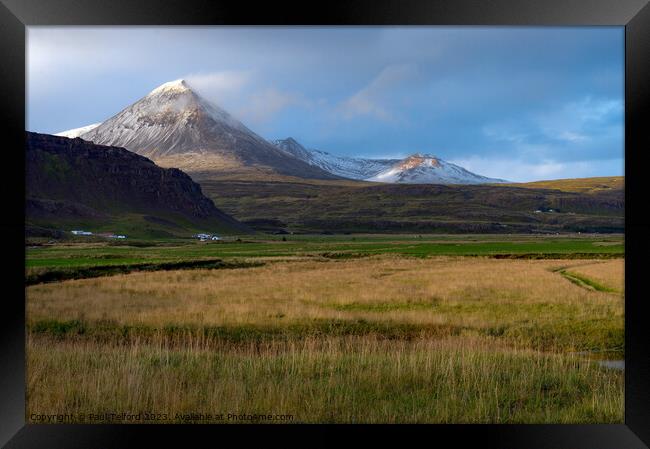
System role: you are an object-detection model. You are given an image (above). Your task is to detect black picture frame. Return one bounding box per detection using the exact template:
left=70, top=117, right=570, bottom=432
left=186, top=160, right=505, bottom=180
left=1, top=0, right=649, bottom=447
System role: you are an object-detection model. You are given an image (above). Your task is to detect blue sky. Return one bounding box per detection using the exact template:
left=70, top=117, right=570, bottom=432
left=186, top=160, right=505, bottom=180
left=27, top=27, right=624, bottom=182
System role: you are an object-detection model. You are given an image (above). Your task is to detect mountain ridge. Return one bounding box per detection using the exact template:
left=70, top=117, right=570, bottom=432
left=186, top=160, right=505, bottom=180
left=274, top=137, right=507, bottom=184
left=56, top=79, right=504, bottom=184
left=272, top=137, right=398, bottom=180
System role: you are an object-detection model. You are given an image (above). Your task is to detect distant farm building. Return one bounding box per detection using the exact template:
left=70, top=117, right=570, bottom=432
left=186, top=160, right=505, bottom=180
left=71, top=230, right=93, bottom=236
left=96, top=232, right=127, bottom=239
left=194, top=233, right=221, bottom=241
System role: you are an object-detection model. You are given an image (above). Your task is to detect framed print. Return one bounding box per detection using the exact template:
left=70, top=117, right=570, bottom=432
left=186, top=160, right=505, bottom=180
left=1, top=0, right=649, bottom=447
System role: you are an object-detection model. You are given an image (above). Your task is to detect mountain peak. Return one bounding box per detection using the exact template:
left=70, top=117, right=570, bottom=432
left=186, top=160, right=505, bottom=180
left=275, top=137, right=304, bottom=149
left=368, top=153, right=506, bottom=184
left=148, top=79, right=192, bottom=96
left=398, top=154, right=442, bottom=170
left=70, top=84, right=336, bottom=179
left=407, top=153, right=438, bottom=159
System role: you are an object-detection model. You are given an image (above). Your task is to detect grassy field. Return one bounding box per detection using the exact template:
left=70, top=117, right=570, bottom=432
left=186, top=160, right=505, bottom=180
left=25, top=235, right=623, bottom=285
left=26, top=233, right=623, bottom=269
left=26, top=235, right=624, bottom=423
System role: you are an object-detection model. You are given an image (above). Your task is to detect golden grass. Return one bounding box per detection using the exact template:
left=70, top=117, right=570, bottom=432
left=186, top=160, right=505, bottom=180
left=26, top=255, right=624, bottom=423
left=27, top=256, right=617, bottom=326
left=27, top=335, right=623, bottom=424
left=27, top=257, right=623, bottom=350
left=566, top=259, right=624, bottom=293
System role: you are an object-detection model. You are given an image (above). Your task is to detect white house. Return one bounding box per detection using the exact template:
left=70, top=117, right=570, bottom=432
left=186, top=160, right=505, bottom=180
left=71, top=230, right=93, bottom=236
left=194, top=233, right=221, bottom=241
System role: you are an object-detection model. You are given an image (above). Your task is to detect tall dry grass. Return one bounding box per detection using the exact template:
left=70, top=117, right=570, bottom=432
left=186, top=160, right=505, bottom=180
left=27, top=257, right=621, bottom=325
left=26, top=255, right=624, bottom=423
left=27, top=334, right=622, bottom=424
left=565, top=259, right=624, bottom=293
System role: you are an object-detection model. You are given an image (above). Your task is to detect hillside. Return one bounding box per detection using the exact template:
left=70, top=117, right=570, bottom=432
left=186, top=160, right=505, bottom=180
left=26, top=132, right=250, bottom=238
left=198, top=178, right=624, bottom=234
left=504, top=177, right=624, bottom=194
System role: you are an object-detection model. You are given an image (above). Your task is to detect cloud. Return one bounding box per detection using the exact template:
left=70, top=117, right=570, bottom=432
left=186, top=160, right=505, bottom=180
left=557, top=131, right=588, bottom=143
left=570, top=96, right=623, bottom=122
left=183, top=71, right=253, bottom=112
left=479, top=95, right=623, bottom=164
left=449, top=156, right=623, bottom=183
left=185, top=71, right=251, bottom=97
left=184, top=72, right=310, bottom=124
left=535, top=96, right=622, bottom=143
left=236, top=88, right=311, bottom=124
left=183, top=71, right=313, bottom=124
left=482, top=124, right=529, bottom=145
left=339, top=64, right=417, bottom=122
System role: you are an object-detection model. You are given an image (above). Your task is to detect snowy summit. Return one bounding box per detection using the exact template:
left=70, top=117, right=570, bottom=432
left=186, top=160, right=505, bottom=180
left=147, top=79, right=192, bottom=96
left=54, top=79, right=335, bottom=179
left=366, top=154, right=506, bottom=184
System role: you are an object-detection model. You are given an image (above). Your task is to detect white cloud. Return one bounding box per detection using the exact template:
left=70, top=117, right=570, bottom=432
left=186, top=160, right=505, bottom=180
left=557, top=131, right=588, bottom=143
left=340, top=64, right=417, bottom=122
left=569, top=96, right=622, bottom=122
left=184, top=71, right=251, bottom=100
left=481, top=124, right=528, bottom=144
left=480, top=96, right=623, bottom=164
left=183, top=71, right=311, bottom=124
left=449, top=156, right=623, bottom=183
left=535, top=96, right=623, bottom=143
left=236, top=88, right=311, bottom=124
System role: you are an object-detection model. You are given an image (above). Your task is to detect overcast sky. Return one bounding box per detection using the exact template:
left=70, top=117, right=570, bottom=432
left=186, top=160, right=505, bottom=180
left=27, top=26, right=623, bottom=182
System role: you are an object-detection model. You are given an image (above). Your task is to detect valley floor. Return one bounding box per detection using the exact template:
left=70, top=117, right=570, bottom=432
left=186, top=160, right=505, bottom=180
left=25, top=235, right=624, bottom=423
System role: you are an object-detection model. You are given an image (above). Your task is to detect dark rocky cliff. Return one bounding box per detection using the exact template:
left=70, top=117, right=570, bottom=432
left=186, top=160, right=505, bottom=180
left=26, top=132, right=250, bottom=236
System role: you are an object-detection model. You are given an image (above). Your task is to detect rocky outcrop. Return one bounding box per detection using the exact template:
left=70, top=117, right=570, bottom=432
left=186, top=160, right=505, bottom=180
left=26, top=132, right=249, bottom=234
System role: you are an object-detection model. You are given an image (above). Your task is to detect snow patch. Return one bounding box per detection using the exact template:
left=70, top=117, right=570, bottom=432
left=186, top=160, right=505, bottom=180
left=148, top=79, right=191, bottom=96
left=55, top=123, right=102, bottom=138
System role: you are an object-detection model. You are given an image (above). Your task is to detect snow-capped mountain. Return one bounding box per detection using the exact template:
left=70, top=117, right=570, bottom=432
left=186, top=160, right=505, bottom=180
left=55, top=123, right=101, bottom=139
left=57, top=79, right=503, bottom=184
left=274, top=138, right=506, bottom=184
left=67, top=80, right=335, bottom=179
left=367, top=154, right=506, bottom=184
left=274, top=138, right=397, bottom=179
